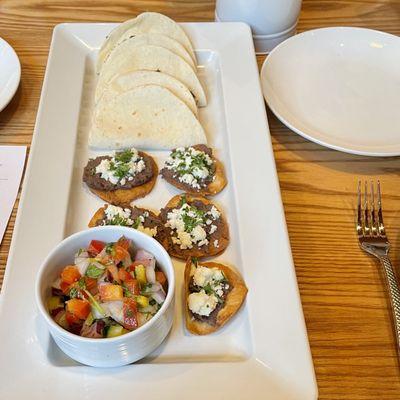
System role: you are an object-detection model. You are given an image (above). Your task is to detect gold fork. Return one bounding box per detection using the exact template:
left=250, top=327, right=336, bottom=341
left=357, top=181, right=400, bottom=350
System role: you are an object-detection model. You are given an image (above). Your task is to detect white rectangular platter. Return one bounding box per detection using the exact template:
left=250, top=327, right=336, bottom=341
left=0, top=22, right=317, bottom=399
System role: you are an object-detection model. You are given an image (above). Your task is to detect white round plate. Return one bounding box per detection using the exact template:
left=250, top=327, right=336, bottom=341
left=0, top=37, right=21, bottom=112
left=261, top=27, right=400, bottom=156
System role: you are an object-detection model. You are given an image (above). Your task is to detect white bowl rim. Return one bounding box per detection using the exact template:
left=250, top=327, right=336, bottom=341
left=35, top=225, right=175, bottom=344
left=0, top=37, right=21, bottom=112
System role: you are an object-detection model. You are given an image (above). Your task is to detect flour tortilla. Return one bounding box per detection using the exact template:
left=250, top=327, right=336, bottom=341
left=89, top=84, right=207, bottom=150
left=95, top=45, right=206, bottom=106
left=97, top=12, right=195, bottom=72
left=103, top=71, right=198, bottom=116
left=98, top=32, right=195, bottom=73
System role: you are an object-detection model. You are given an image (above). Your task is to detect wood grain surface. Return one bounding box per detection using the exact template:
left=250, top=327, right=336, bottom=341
left=1, top=1, right=400, bottom=398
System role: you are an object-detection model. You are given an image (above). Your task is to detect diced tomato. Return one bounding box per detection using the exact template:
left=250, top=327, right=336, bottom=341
left=155, top=271, right=167, bottom=288
left=124, top=279, right=140, bottom=296
left=84, top=277, right=98, bottom=293
left=87, top=240, right=105, bottom=256
left=60, top=281, right=71, bottom=294
left=116, top=237, right=131, bottom=250
left=118, top=268, right=132, bottom=282
left=107, top=264, right=120, bottom=284
left=122, top=298, right=138, bottom=331
left=65, top=311, right=84, bottom=335
left=60, top=265, right=81, bottom=285
left=66, top=298, right=91, bottom=320
left=99, top=283, right=123, bottom=301
left=127, top=261, right=145, bottom=272
left=113, top=245, right=130, bottom=264
left=65, top=310, right=80, bottom=325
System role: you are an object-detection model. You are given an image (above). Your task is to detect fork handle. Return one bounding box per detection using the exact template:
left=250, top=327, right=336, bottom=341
left=380, top=256, right=400, bottom=348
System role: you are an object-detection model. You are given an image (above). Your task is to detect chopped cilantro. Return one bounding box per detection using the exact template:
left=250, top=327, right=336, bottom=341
left=77, top=277, right=86, bottom=289
left=149, top=298, right=157, bottom=306
left=203, top=283, right=213, bottom=295
left=105, top=243, right=114, bottom=254
left=132, top=216, right=142, bottom=229
left=178, top=194, right=187, bottom=207
left=114, top=149, right=133, bottom=163
left=68, top=287, right=79, bottom=298
left=109, top=161, right=130, bottom=180
left=106, top=215, right=131, bottom=226
left=168, top=148, right=213, bottom=179
left=85, top=264, right=104, bottom=279
left=122, top=283, right=134, bottom=298
left=181, top=205, right=205, bottom=232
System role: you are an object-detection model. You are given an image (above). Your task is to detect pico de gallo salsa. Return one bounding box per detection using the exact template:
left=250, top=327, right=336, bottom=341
left=47, top=236, right=168, bottom=338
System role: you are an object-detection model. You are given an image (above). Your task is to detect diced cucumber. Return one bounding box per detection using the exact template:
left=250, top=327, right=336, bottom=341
left=47, top=296, right=63, bottom=311
left=135, top=264, right=147, bottom=285
left=106, top=324, right=127, bottom=338
left=135, top=295, right=149, bottom=308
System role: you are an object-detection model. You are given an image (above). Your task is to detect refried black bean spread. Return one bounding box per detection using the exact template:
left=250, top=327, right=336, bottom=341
left=83, top=149, right=154, bottom=191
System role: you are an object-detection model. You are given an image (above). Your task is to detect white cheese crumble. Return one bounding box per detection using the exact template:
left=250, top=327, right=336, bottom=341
left=104, top=205, right=134, bottom=226
left=164, top=146, right=214, bottom=189
left=103, top=206, right=156, bottom=236
left=214, top=239, right=219, bottom=248
left=95, top=148, right=146, bottom=185
left=165, top=201, right=221, bottom=249
left=188, top=290, right=218, bottom=316
left=137, top=224, right=158, bottom=238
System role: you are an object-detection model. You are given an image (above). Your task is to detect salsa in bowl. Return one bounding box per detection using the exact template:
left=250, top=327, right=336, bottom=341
left=35, top=226, right=175, bottom=367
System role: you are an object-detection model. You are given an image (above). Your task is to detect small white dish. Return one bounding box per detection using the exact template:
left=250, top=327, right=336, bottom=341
left=35, top=226, right=175, bottom=367
left=261, top=27, right=400, bottom=156
left=252, top=22, right=297, bottom=54
left=0, top=37, right=21, bottom=112
left=215, top=0, right=301, bottom=53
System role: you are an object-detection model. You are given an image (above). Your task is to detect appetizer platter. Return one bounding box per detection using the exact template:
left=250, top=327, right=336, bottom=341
left=0, top=13, right=317, bottom=400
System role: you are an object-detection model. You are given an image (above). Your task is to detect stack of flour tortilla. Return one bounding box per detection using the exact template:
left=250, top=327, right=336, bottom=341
left=90, top=12, right=208, bottom=150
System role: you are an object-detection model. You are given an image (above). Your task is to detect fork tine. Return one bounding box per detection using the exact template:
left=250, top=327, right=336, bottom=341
left=370, top=181, right=377, bottom=236
left=377, top=180, right=386, bottom=236
left=364, top=181, right=370, bottom=236
left=357, top=180, right=363, bottom=236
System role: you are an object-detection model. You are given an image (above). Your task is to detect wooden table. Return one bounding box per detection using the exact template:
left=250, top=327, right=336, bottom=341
left=1, top=1, right=400, bottom=398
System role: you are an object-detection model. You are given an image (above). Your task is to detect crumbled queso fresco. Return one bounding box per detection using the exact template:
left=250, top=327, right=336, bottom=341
left=104, top=205, right=157, bottom=237
left=188, top=265, right=229, bottom=316
left=165, top=201, right=220, bottom=249
left=95, top=148, right=146, bottom=185
left=165, top=147, right=214, bottom=189
left=104, top=205, right=134, bottom=226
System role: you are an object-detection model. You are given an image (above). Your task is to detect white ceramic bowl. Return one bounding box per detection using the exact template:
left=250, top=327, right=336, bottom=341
left=35, top=226, right=175, bottom=367
left=0, top=37, right=21, bottom=112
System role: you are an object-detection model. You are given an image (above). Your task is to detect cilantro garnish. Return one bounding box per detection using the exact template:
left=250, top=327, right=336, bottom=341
left=77, top=277, right=86, bottom=289
left=179, top=194, right=187, bottom=207
left=68, top=287, right=79, bottom=298
left=109, top=161, right=130, bottom=180
left=114, top=149, right=133, bottom=163
left=181, top=205, right=205, bottom=232
left=85, top=264, right=104, bottom=279
left=105, top=243, right=114, bottom=254
left=106, top=215, right=131, bottom=226
left=203, top=283, right=213, bottom=295
left=132, top=216, right=142, bottom=229
left=168, top=148, right=213, bottom=178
